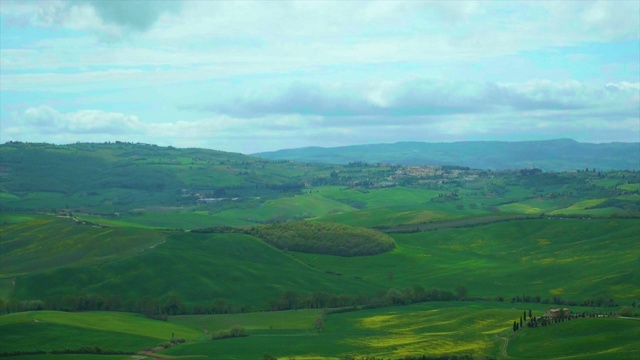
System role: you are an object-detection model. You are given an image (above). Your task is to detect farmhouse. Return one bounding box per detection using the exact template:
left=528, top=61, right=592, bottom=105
left=545, top=308, right=570, bottom=320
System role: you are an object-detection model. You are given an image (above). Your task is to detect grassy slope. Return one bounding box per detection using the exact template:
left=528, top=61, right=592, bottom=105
left=8, top=217, right=639, bottom=308
left=76, top=210, right=257, bottom=229
left=313, top=186, right=490, bottom=227
left=0, top=216, right=164, bottom=277
left=215, top=192, right=357, bottom=223
left=507, top=318, right=640, bottom=360
left=0, top=142, right=320, bottom=213
left=0, top=311, right=201, bottom=353
left=163, top=301, right=636, bottom=359
left=2, top=304, right=637, bottom=359
left=294, top=219, right=640, bottom=302
left=13, top=231, right=378, bottom=307
left=253, top=139, right=640, bottom=171
left=171, top=308, right=323, bottom=333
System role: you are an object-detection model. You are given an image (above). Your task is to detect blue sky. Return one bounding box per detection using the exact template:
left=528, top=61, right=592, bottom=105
left=1, top=0, right=638, bottom=153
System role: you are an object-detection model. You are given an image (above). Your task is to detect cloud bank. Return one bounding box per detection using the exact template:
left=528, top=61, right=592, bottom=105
left=1, top=1, right=638, bottom=152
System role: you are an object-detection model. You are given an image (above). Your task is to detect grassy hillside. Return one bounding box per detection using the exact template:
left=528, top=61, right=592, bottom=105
left=507, top=318, right=640, bottom=359
left=2, top=141, right=639, bottom=359
left=162, top=301, right=636, bottom=359
left=254, top=139, right=640, bottom=171
left=11, top=229, right=379, bottom=309
left=0, top=142, right=340, bottom=212
left=2, top=303, right=637, bottom=359
left=7, top=217, right=638, bottom=311
left=0, top=216, right=164, bottom=277
left=293, top=219, right=640, bottom=303
left=0, top=311, right=200, bottom=354
left=2, top=142, right=638, bottom=230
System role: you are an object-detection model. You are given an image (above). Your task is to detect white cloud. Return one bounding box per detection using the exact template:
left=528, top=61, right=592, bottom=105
left=190, top=79, right=639, bottom=118
left=1, top=1, right=638, bottom=72
left=4, top=92, right=637, bottom=153
left=1, top=1, right=638, bottom=152
left=8, top=106, right=144, bottom=135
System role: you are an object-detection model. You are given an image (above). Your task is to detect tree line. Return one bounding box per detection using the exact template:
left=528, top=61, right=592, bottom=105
left=509, top=293, right=619, bottom=307
left=1, top=288, right=627, bottom=320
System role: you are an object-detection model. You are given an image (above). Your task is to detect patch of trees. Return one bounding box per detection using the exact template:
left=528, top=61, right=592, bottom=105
left=211, top=326, right=248, bottom=340
left=512, top=308, right=620, bottom=331
left=0, top=288, right=625, bottom=321
left=190, top=226, right=243, bottom=234
left=266, top=286, right=466, bottom=312
left=510, top=294, right=618, bottom=307
left=247, top=221, right=395, bottom=256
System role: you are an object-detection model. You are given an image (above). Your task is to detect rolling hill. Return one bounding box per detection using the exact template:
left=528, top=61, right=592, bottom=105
left=1, top=140, right=639, bottom=359
left=253, top=139, right=640, bottom=171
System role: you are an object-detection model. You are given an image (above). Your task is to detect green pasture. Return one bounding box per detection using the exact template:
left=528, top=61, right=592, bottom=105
left=315, top=186, right=442, bottom=209
left=171, top=308, right=322, bottom=333
left=9, top=218, right=639, bottom=309
left=3, top=304, right=636, bottom=359
left=163, top=301, right=581, bottom=359
left=0, top=213, right=44, bottom=225
left=592, top=178, right=621, bottom=188
left=507, top=318, right=640, bottom=360
left=294, top=219, right=640, bottom=302
left=13, top=231, right=378, bottom=307
left=497, top=197, right=571, bottom=214
left=316, top=202, right=488, bottom=228
left=215, top=192, right=356, bottom=223
left=0, top=311, right=199, bottom=354
left=0, top=216, right=164, bottom=276
left=619, top=183, right=640, bottom=193
left=77, top=209, right=255, bottom=229
left=0, top=189, right=179, bottom=213
left=0, top=311, right=200, bottom=339
left=0, top=192, right=20, bottom=200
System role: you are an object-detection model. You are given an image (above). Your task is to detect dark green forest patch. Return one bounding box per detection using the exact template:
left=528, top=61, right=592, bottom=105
left=248, top=221, right=395, bottom=256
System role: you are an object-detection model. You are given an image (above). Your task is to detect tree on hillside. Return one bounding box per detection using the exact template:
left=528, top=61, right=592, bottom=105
left=313, top=316, right=325, bottom=332
left=280, top=291, right=300, bottom=310
left=455, top=285, right=468, bottom=300
left=162, top=293, right=184, bottom=315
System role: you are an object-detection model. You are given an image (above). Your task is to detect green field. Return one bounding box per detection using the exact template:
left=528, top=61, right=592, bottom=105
left=162, top=302, right=638, bottom=359
left=2, top=142, right=640, bottom=359
left=0, top=311, right=199, bottom=354
left=294, top=219, right=640, bottom=302
left=6, top=218, right=640, bottom=309
left=11, top=230, right=379, bottom=307
left=507, top=318, right=640, bottom=359
left=2, top=304, right=637, bottom=360
left=0, top=216, right=164, bottom=277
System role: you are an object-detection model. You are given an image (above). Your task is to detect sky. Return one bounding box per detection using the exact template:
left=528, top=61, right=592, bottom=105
left=0, top=0, right=639, bottom=154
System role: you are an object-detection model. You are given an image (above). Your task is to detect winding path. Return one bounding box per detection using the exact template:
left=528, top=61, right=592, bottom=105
left=497, top=335, right=509, bottom=359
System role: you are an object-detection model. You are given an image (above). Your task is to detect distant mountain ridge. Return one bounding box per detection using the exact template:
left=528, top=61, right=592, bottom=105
left=253, top=139, right=640, bottom=171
